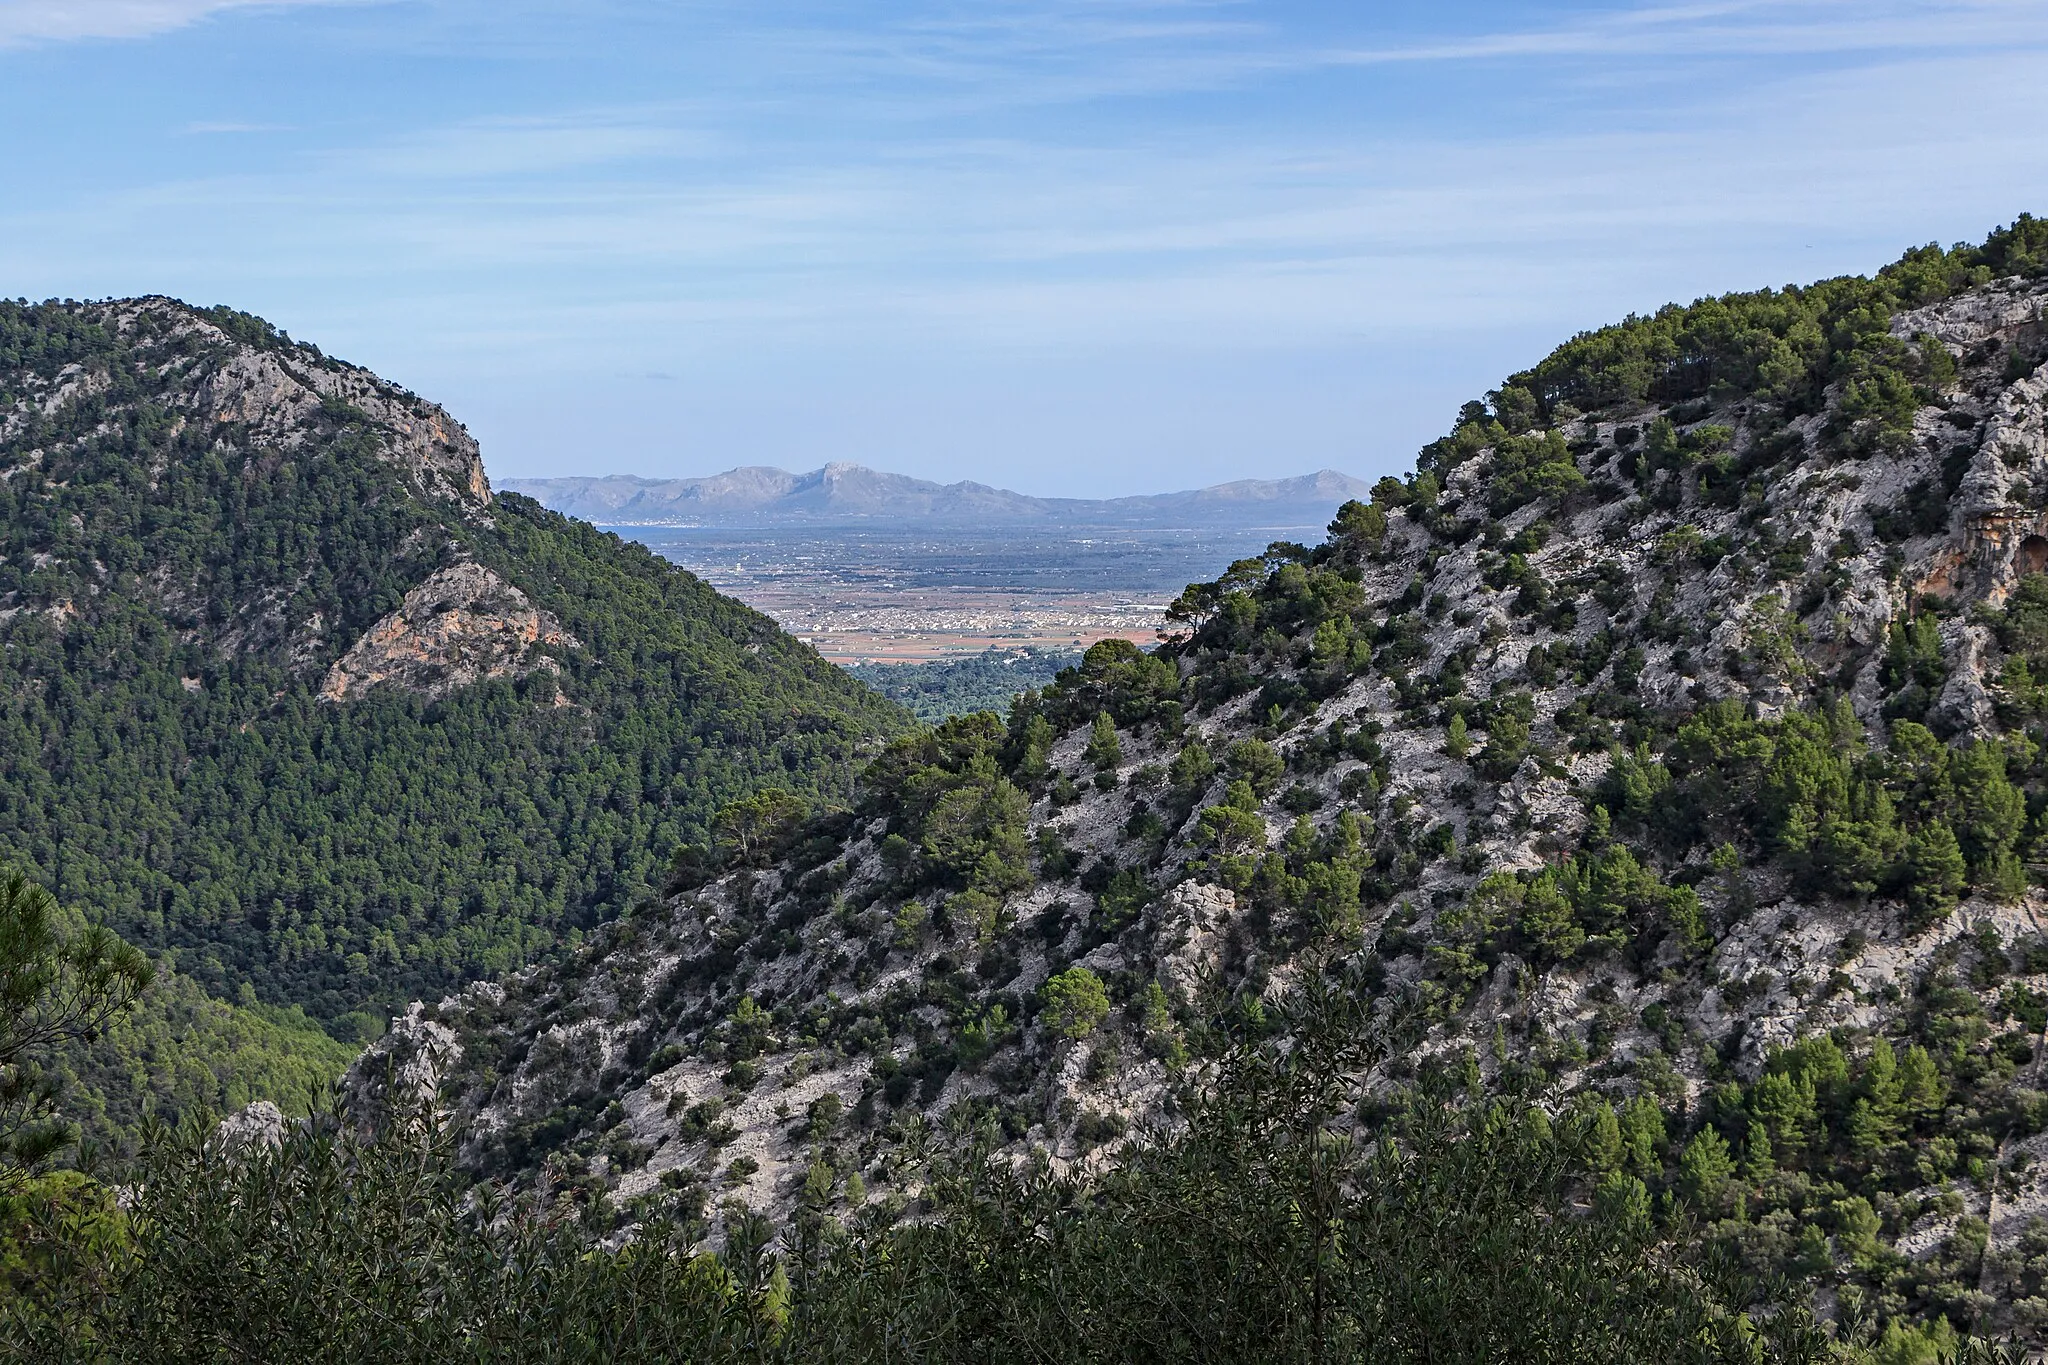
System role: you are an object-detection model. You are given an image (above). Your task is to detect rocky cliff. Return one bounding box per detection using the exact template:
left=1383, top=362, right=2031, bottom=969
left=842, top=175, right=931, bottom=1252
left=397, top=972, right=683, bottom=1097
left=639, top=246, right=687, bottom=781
left=364, top=222, right=2048, bottom=1337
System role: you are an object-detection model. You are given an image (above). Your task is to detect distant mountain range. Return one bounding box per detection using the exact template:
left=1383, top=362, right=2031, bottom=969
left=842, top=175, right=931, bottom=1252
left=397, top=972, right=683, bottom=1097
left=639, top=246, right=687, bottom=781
left=500, top=463, right=1372, bottom=528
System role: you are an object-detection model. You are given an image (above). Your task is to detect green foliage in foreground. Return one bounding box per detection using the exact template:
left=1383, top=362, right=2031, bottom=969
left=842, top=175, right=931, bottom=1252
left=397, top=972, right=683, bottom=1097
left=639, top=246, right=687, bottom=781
left=0, top=873, right=150, bottom=1175
left=2, top=982, right=1868, bottom=1365
left=844, top=647, right=1080, bottom=723
left=0, top=860, right=354, bottom=1167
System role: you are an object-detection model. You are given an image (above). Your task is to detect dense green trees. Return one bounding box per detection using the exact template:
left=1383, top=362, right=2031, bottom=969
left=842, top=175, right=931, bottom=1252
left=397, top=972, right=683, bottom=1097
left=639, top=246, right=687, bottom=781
left=1603, top=701, right=2044, bottom=928
left=0, top=301, right=904, bottom=1057
left=856, top=714, right=1034, bottom=942
left=1436, top=221, right=2045, bottom=447
left=844, top=648, right=1078, bottom=724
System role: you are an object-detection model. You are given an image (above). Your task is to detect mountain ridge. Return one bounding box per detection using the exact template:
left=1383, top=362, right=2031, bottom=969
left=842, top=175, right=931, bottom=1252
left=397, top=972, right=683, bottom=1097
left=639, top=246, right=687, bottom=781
left=361, top=217, right=2048, bottom=1340
left=0, top=294, right=907, bottom=1148
left=502, top=463, right=1371, bottom=527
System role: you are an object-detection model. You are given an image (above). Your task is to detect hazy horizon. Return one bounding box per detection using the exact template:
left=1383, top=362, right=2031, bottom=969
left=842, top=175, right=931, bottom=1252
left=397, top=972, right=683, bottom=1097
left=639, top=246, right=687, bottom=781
left=500, top=462, right=1366, bottom=494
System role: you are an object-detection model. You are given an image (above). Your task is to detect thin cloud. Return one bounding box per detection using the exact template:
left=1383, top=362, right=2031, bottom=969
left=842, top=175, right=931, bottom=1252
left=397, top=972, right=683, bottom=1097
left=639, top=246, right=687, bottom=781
left=1317, top=0, right=2048, bottom=68
left=181, top=120, right=290, bottom=134
left=0, top=0, right=358, bottom=47
left=51, top=40, right=2047, bottom=363
left=337, top=115, right=717, bottom=180
left=627, top=0, right=2048, bottom=126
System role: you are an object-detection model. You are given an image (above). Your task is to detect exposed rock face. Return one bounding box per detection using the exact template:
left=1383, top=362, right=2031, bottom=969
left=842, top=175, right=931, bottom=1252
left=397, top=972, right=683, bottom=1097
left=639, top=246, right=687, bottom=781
left=318, top=562, right=576, bottom=703
left=1153, top=881, right=1238, bottom=1008
left=345, top=1000, right=468, bottom=1128
left=214, top=1100, right=288, bottom=1154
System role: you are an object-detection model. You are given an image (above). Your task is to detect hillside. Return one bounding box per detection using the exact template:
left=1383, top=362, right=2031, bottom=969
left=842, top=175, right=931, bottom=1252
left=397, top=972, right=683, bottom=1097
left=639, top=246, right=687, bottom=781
left=503, top=464, right=1371, bottom=528
left=0, top=299, right=907, bottom=1144
left=357, top=217, right=2048, bottom=1341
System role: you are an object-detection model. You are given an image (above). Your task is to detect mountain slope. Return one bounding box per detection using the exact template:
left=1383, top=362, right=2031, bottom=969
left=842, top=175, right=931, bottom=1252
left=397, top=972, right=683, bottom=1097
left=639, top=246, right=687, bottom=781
left=0, top=298, right=907, bottom=1140
left=365, top=217, right=2048, bottom=1339
left=502, top=464, right=1371, bottom=528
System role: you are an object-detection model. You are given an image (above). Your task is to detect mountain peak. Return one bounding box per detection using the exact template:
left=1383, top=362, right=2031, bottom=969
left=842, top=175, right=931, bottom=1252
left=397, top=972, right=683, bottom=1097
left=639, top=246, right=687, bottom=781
left=87, top=296, right=495, bottom=514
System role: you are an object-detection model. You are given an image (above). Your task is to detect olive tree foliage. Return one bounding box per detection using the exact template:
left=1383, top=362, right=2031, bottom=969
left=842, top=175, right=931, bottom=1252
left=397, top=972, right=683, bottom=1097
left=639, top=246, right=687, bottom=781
left=1, top=870, right=152, bottom=1180
left=8, top=1102, right=789, bottom=1363
left=7, top=972, right=1887, bottom=1365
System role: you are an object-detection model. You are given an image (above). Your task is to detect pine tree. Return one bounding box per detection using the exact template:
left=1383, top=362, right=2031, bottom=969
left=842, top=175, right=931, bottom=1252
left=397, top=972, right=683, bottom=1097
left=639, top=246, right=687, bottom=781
left=1751, top=1070, right=1818, bottom=1160
left=1860, top=1038, right=1903, bottom=1133
left=1618, top=1096, right=1665, bottom=1178
left=1017, top=714, right=1054, bottom=783
left=1903, top=820, right=1967, bottom=923
left=1951, top=739, right=2026, bottom=877
left=1742, top=1126, right=1775, bottom=1184
left=1679, top=1127, right=1734, bottom=1205
left=1084, top=712, right=1123, bottom=771
left=1897, top=1044, right=1945, bottom=1117
left=1582, top=1099, right=1622, bottom=1172
left=1843, top=1098, right=1890, bottom=1162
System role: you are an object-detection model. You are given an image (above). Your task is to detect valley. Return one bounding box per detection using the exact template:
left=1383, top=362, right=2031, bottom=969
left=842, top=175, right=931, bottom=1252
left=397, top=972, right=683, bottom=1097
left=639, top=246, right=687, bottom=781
left=12, top=0, right=2048, bottom=1356
left=613, top=524, right=1320, bottom=662
left=13, top=218, right=2048, bottom=1360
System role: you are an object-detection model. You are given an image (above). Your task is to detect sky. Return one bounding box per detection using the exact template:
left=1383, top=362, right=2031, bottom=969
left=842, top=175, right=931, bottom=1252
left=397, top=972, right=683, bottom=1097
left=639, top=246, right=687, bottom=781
left=2, top=2, right=2047, bottom=497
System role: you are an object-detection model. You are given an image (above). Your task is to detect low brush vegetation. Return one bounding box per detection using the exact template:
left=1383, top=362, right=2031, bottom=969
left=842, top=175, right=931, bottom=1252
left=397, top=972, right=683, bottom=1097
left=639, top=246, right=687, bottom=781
left=0, top=932, right=1982, bottom=1364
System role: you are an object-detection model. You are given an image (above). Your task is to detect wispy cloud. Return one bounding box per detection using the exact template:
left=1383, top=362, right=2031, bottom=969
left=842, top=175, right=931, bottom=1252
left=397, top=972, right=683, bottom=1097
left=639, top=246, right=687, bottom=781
left=53, top=36, right=2045, bottom=365
left=0, top=0, right=356, bottom=47
left=1314, top=0, right=2048, bottom=67
left=339, top=114, right=718, bottom=180
left=181, top=120, right=290, bottom=134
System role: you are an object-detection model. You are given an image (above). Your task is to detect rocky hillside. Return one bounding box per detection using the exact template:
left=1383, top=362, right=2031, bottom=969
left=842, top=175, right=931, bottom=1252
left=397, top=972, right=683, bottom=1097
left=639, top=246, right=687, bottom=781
left=369, top=220, right=2048, bottom=1337
left=0, top=298, right=906, bottom=1143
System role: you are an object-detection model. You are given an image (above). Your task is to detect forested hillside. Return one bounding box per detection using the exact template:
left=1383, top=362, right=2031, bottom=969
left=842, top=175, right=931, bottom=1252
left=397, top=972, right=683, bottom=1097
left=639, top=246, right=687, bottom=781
left=843, top=647, right=1079, bottom=722
left=358, top=218, right=2048, bottom=1347
left=0, top=299, right=906, bottom=1143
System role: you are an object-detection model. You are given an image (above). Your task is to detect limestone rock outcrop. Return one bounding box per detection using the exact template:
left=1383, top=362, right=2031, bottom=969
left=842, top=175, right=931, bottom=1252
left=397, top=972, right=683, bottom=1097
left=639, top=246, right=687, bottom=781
left=318, top=562, right=576, bottom=703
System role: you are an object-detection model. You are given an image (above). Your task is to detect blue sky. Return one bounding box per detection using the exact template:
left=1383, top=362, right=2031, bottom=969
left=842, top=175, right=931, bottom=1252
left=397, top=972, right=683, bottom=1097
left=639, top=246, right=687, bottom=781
left=3, top=2, right=2047, bottom=496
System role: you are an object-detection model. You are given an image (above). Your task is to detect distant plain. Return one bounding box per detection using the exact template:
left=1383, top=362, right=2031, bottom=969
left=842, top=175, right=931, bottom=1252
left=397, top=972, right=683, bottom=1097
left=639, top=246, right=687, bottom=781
left=611, top=523, right=1321, bottom=662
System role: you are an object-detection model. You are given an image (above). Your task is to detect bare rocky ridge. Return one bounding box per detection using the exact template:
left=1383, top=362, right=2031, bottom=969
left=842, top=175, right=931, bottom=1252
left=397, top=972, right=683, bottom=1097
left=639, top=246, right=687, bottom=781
left=358, top=270, right=2048, bottom=1329
left=6, top=298, right=519, bottom=700
left=6, top=299, right=493, bottom=517
left=189, top=341, right=492, bottom=515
